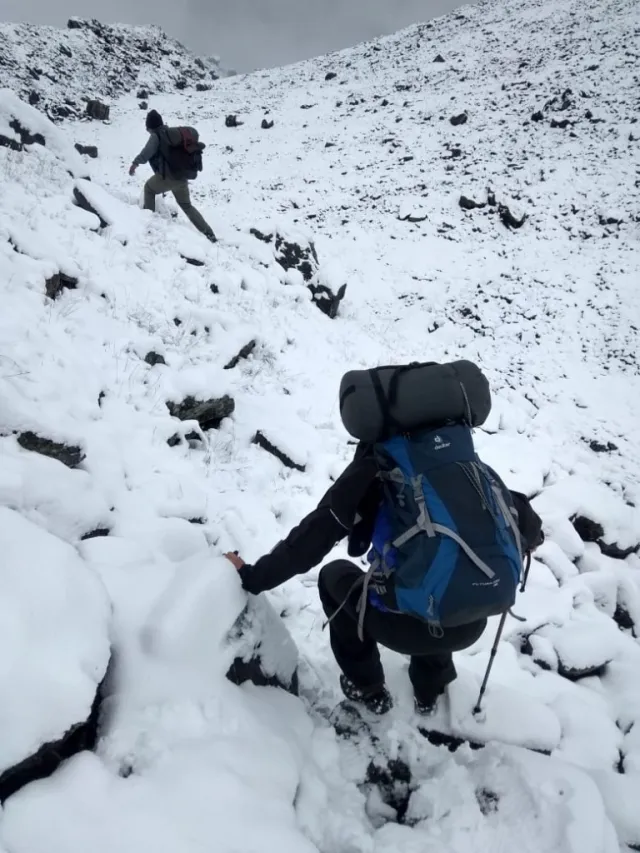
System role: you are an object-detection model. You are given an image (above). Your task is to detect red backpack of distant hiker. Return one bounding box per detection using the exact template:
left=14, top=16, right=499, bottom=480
left=156, top=126, right=205, bottom=180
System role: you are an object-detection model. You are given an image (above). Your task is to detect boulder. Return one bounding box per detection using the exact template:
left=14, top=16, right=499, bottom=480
left=0, top=508, right=111, bottom=802
left=261, top=119, right=274, bottom=129
left=74, top=143, right=98, bottom=158
left=225, top=114, right=242, bottom=128
left=85, top=100, right=110, bottom=121
left=73, top=186, right=108, bottom=228
left=226, top=596, right=298, bottom=695
left=17, top=431, right=84, bottom=468
left=45, top=271, right=78, bottom=300
left=450, top=112, right=468, bottom=125
left=166, top=395, right=235, bottom=430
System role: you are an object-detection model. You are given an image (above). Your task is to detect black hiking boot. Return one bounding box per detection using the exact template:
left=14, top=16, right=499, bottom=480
left=339, top=674, right=393, bottom=715
left=414, top=687, right=445, bottom=717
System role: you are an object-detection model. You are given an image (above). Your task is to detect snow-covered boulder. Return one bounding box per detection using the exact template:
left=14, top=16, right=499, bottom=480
left=0, top=508, right=111, bottom=802
left=0, top=89, right=88, bottom=177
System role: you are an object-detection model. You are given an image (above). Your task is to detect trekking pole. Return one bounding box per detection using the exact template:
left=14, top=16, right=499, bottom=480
left=473, top=610, right=508, bottom=715
left=519, top=551, right=533, bottom=593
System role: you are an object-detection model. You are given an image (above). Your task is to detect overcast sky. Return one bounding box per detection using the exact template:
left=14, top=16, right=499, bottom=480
left=0, top=0, right=467, bottom=70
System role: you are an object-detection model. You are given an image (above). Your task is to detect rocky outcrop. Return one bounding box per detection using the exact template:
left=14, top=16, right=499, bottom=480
left=167, top=395, right=235, bottom=430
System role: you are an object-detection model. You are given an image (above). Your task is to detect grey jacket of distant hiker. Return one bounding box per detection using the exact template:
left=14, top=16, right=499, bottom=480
left=133, top=132, right=163, bottom=173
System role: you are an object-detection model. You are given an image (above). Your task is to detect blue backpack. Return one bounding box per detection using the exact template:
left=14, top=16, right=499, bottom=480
left=362, top=423, right=523, bottom=636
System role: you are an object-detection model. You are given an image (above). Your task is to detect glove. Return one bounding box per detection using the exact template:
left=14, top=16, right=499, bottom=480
left=128, top=163, right=136, bottom=176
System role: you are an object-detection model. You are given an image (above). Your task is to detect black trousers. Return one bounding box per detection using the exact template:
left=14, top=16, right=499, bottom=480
left=318, top=559, right=486, bottom=705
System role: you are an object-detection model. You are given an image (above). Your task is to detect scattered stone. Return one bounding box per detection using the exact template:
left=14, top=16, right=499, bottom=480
left=0, top=678, right=105, bottom=803
left=73, top=187, right=108, bottom=228
left=167, top=395, right=235, bottom=430
left=209, top=283, right=219, bottom=294
left=138, top=101, right=148, bottom=110
left=45, top=272, right=78, bottom=300
left=275, top=234, right=319, bottom=282
left=589, top=439, right=618, bottom=453
left=419, top=727, right=484, bottom=753
left=180, top=255, right=205, bottom=267
left=196, top=83, right=212, bottom=92
left=175, top=79, right=187, bottom=90
left=28, top=90, right=40, bottom=106
left=325, top=71, right=337, bottom=81
left=252, top=431, right=306, bottom=472
left=85, top=99, right=110, bottom=121
left=450, top=112, right=468, bottom=126
left=136, top=88, right=149, bottom=99
left=17, top=432, right=85, bottom=468
left=459, top=195, right=486, bottom=210
left=598, top=214, right=623, bottom=226
left=325, top=141, right=335, bottom=148
left=557, top=658, right=609, bottom=681
left=614, top=605, right=636, bottom=635
left=434, top=54, right=445, bottom=62
left=498, top=203, right=527, bottom=230
left=309, top=282, right=347, bottom=318
left=224, top=340, right=257, bottom=369
left=226, top=596, right=298, bottom=695
left=74, top=143, right=98, bottom=158
left=225, top=114, right=242, bottom=128
left=249, top=228, right=273, bottom=244
left=144, top=351, right=166, bottom=366
left=80, top=527, right=110, bottom=541
left=261, top=118, right=274, bottom=129
left=572, top=515, right=605, bottom=543
left=600, top=540, right=639, bottom=560
left=167, top=433, right=182, bottom=447
left=531, top=110, right=544, bottom=122
left=550, top=118, right=570, bottom=129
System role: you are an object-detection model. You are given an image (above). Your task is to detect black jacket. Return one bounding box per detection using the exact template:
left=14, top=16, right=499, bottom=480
left=238, top=444, right=543, bottom=596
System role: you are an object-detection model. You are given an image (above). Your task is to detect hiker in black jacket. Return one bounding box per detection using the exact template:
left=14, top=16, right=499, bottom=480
left=226, top=441, right=543, bottom=715
left=129, top=110, right=216, bottom=241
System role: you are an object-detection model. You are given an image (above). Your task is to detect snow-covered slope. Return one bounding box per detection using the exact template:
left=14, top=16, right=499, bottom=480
left=1, top=0, right=640, bottom=849
left=0, top=17, right=227, bottom=122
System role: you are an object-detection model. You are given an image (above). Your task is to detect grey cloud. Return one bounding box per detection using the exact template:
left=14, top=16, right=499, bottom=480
left=1, top=0, right=466, bottom=70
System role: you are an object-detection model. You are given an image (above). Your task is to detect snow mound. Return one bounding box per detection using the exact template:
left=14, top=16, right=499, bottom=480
left=0, top=507, right=110, bottom=784
left=0, top=19, right=228, bottom=122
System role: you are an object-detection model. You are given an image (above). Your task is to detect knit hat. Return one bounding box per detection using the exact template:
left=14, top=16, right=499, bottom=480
left=145, top=109, right=163, bottom=130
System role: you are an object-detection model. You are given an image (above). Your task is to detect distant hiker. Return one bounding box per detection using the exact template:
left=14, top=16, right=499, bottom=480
left=129, top=110, right=216, bottom=242
left=226, top=361, right=543, bottom=716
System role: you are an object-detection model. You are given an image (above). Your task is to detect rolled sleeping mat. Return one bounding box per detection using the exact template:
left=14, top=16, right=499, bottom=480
left=339, top=359, right=491, bottom=442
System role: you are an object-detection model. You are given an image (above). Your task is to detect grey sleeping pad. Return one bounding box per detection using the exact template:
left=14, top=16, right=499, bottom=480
left=339, top=360, right=491, bottom=442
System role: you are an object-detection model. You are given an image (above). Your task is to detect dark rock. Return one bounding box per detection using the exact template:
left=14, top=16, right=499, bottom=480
left=85, top=100, right=110, bottom=121
left=17, top=432, right=84, bottom=468
left=59, top=45, right=73, bottom=58
left=557, top=658, right=609, bottom=681
left=80, top=527, right=110, bottom=541
left=600, top=541, right=639, bottom=561
left=614, top=605, right=636, bottom=635
left=572, top=515, right=605, bottom=543
left=253, top=431, right=306, bottom=472
left=144, top=351, right=166, bottom=366
left=67, top=18, right=82, bottom=28
left=184, top=430, right=202, bottom=443
left=7, top=118, right=45, bottom=147
left=324, top=71, right=337, bottom=80
left=45, top=272, right=78, bottom=300
left=0, top=673, right=106, bottom=803
left=249, top=228, right=273, bottom=244
left=531, top=111, right=544, bottom=122
left=449, top=147, right=463, bottom=158
left=226, top=598, right=298, bottom=695
left=459, top=195, right=485, bottom=210
left=139, top=101, right=148, bottom=110
left=181, top=255, right=205, bottom=267
left=73, top=187, right=108, bottom=228
left=74, top=143, right=98, bottom=158
left=434, top=54, right=445, bottom=62
left=498, top=204, right=527, bottom=229
left=308, top=282, right=347, bottom=318
left=136, top=88, right=149, bottom=99
left=598, top=214, right=623, bottom=226
left=167, top=395, right=235, bottom=430
left=550, top=118, right=570, bottom=129
left=225, top=114, right=242, bottom=128
left=589, top=439, right=618, bottom=453
left=275, top=235, right=319, bottom=282
left=29, top=90, right=41, bottom=106
left=0, top=133, right=23, bottom=152
left=175, top=79, right=187, bottom=90
left=419, top=727, right=484, bottom=752
left=450, top=112, right=468, bottom=126
left=209, top=283, right=219, bottom=294
left=167, top=433, right=182, bottom=447
left=224, top=340, right=257, bottom=369
left=261, top=118, right=274, bottom=129
left=325, top=141, right=335, bottom=148
left=366, top=757, right=412, bottom=823
left=196, top=83, right=212, bottom=92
